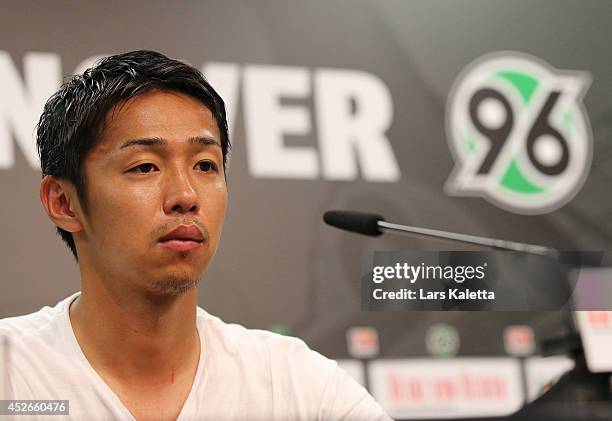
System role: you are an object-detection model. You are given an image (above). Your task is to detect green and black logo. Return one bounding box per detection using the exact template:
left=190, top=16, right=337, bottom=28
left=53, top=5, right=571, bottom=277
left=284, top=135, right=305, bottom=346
left=445, top=52, right=592, bottom=214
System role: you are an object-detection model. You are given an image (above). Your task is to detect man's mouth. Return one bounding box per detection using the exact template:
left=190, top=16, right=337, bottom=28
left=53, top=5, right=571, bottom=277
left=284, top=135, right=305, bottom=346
left=158, top=225, right=204, bottom=252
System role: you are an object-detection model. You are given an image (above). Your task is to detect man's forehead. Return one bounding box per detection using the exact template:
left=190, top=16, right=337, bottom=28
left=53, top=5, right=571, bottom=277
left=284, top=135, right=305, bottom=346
left=91, top=90, right=221, bottom=155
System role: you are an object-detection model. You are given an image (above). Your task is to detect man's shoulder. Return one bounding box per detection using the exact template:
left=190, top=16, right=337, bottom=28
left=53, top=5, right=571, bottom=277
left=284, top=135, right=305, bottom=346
left=196, top=308, right=339, bottom=390
left=0, top=293, right=76, bottom=340
left=196, top=307, right=311, bottom=354
left=195, top=309, right=392, bottom=420
left=196, top=307, right=336, bottom=373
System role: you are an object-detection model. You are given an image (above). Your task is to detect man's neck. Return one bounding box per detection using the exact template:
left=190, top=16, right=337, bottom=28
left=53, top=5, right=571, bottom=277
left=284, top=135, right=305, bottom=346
left=69, top=276, right=200, bottom=388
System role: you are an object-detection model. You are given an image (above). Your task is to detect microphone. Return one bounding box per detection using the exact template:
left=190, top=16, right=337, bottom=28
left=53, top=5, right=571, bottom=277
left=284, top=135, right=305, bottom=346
left=323, top=210, right=556, bottom=256
left=323, top=210, right=384, bottom=236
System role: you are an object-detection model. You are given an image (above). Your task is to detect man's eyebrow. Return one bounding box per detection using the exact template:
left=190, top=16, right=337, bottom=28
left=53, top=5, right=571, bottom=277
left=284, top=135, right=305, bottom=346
left=119, top=137, right=167, bottom=150
left=117, top=136, right=221, bottom=150
left=188, top=136, right=222, bottom=148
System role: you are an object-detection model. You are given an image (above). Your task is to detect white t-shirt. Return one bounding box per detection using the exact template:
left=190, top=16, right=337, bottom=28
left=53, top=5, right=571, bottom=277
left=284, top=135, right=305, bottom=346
left=0, top=292, right=391, bottom=421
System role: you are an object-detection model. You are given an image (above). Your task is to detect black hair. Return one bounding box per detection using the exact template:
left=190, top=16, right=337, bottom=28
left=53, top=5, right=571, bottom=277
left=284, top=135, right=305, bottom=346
left=36, top=50, right=230, bottom=261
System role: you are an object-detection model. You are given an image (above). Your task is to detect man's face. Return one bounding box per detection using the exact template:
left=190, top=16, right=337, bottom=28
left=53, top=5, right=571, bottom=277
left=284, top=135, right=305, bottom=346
left=76, top=90, right=227, bottom=294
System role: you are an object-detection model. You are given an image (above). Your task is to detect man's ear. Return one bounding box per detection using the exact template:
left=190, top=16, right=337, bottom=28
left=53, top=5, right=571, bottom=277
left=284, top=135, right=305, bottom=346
left=39, top=176, right=84, bottom=234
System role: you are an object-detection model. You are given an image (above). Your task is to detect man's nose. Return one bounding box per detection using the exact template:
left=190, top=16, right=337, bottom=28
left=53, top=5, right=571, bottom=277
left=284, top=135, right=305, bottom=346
left=163, top=167, right=199, bottom=214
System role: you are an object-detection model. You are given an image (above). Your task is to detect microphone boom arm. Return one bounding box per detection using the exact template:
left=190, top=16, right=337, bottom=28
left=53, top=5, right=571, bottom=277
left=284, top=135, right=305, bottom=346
left=378, top=220, right=555, bottom=256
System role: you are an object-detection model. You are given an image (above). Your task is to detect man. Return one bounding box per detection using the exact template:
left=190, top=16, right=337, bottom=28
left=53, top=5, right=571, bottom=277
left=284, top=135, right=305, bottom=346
left=0, top=51, right=391, bottom=420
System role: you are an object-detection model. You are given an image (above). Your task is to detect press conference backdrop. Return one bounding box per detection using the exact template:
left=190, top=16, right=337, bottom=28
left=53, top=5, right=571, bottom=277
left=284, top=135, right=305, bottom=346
left=1, top=0, right=611, bottom=418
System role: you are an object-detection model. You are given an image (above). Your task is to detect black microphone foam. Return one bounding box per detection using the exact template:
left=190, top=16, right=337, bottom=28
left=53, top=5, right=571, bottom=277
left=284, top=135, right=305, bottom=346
left=323, top=210, right=384, bottom=236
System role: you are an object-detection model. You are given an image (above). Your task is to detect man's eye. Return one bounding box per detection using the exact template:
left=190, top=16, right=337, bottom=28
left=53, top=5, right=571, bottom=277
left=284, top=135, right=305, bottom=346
left=129, top=163, right=158, bottom=173
left=196, top=161, right=217, bottom=173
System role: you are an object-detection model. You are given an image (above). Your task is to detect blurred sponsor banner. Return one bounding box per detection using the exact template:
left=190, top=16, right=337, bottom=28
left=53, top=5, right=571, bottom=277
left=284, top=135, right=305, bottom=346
left=337, top=355, right=576, bottom=417
left=368, top=358, right=522, bottom=419
left=576, top=311, right=612, bottom=372
left=503, top=325, right=535, bottom=356
left=346, top=326, right=380, bottom=358
left=524, top=356, right=574, bottom=401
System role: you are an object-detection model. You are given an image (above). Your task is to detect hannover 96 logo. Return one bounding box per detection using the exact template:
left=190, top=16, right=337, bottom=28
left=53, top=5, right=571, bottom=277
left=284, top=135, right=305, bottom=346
left=445, top=52, right=592, bottom=214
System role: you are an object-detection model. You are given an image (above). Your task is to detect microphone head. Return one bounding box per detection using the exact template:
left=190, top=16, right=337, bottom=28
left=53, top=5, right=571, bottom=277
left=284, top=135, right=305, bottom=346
left=323, top=210, right=385, bottom=236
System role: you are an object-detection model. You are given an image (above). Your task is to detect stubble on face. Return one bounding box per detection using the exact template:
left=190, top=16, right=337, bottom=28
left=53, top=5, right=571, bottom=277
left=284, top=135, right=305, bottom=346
left=145, top=218, right=211, bottom=295
left=148, top=274, right=202, bottom=296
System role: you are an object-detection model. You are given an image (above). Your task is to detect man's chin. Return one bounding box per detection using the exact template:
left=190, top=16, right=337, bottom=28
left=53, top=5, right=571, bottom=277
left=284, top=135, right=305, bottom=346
left=147, top=275, right=201, bottom=296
